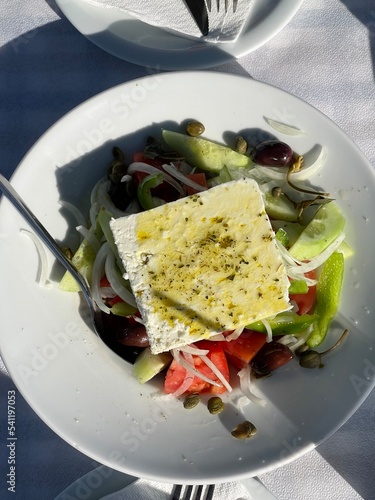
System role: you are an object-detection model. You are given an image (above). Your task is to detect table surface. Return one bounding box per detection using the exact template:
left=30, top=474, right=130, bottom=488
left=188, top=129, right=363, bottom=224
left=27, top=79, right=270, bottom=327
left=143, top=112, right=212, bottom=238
left=0, top=1, right=374, bottom=499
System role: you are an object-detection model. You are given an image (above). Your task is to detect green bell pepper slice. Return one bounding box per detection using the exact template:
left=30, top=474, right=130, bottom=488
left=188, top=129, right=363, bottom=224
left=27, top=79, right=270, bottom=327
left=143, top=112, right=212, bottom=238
left=288, top=279, right=309, bottom=295
left=307, top=251, right=344, bottom=348
left=137, top=173, right=164, bottom=210
left=275, top=227, right=289, bottom=247
left=247, top=311, right=318, bottom=336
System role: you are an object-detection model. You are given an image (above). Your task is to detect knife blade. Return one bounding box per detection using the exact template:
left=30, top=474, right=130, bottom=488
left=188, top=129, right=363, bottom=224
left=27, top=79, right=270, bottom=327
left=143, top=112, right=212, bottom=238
left=184, top=0, right=209, bottom=37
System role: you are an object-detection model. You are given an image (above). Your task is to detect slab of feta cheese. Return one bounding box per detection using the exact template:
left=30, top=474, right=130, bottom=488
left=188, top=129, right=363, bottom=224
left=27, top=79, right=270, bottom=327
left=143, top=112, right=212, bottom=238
left=110, top=178, right=291, bottom=354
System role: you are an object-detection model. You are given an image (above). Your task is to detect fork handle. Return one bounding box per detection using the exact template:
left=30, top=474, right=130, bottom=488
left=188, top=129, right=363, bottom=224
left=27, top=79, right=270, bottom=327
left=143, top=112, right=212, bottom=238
left=0, top=173, right=91, bottom=300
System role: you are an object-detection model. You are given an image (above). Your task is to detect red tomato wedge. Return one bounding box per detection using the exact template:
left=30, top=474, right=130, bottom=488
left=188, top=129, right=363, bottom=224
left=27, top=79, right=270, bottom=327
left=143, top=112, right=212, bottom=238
left=132, top=152, right=164, bottom=169
left=131, top=152, right=180, bottom=203
left=108, top=295, right=124, bottom=307
left=221, top=330, right=267, bottom=370
left=290, top=270, right=317, bottom=315
left=185, top=173, right=208, bottom=195
left=99, top=275, right=111, bottom=288
left=164, top=341, right=230, bottom=395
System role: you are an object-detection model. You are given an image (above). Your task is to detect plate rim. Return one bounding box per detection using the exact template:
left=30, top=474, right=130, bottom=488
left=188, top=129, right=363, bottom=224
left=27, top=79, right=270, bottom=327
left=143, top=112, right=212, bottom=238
left=1, top=71, right=375, bottom=484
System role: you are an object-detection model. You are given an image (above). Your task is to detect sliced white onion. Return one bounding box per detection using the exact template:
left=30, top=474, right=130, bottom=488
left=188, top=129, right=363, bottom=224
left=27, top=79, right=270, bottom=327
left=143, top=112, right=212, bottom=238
left=123, top=198, right=142, bottom=215
left=225, top=326, right=245, bottom=342
left=175, top=160, right=195, bottom=176
left=171, top=373, right=194, bottom=398
left=238, top=365, right=267, bottom=406
left=264, top=117, right=307, bottom=136
left=100, top=287, right=117, bottom=299
left=296, top=145, right=327, bottom=181
left=75, top=225, right=101, bottom=254
left=277, top=335, right=298, bottom=346
left=120, top=174, right=132, bottom=183
left=255, top=144, right=327, bottom=183
left=170, top=350, right=194, bottom=397
left=89, top=202, right=99, bottom=228
left=127, top=162, right=185, bottom=195
left=290, top=300, right=299, bottom=313
left=261, top=319, right=273, bottom=343
left=288, top=332, right=312, bottom=353
left=233, top=395, right=251, bottom=409
left=180, top=344, right=209, bottom=356
left=94, top=178, right=137, bottom=218
left=162, top=163, right=207, bottom=192
left=91, top=242, right=111, bottom=314
left=172, top=349, right=221, bottom=387
left=287, top=269, right=317, bottom=286
left=104, top=249, right=137, bottom=307
left=132, top=315, right=145, bottom=325
left=200, top=354, right=233, bottom=393
left=278, top=232, right=346, bottom=278
left=20, top=229, right=50, bottom=287
left=209, top=333, right=226, bottom=341
left=90, top=177, right=107, bottom=205
left=59, top=200, right=87, bottom=227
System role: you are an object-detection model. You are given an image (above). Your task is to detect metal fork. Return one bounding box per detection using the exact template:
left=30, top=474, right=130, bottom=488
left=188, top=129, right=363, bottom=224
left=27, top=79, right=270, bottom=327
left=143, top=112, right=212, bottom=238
left=205, top=0, right=238, bottom=13
left=170, top=484, right=215, bottom=500
left=203, top=0, right=250, bottom=42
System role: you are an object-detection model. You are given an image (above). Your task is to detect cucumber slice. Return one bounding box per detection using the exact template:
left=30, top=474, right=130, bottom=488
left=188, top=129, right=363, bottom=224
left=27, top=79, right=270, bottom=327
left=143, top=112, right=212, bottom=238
left=289, top=203, right=345, bottom=261
left=162, top=130, right=253, bottom=173
left=59, top=225, right=103, bottom=292
left=264, top=192, right=299, bottom=222
left=271, top=221, right=304, bottom=247
left=337, top=240, right=354, bottom=259
left=97, top=208, right=118, bottom=257
left=133, top=347, right=172, bottom=384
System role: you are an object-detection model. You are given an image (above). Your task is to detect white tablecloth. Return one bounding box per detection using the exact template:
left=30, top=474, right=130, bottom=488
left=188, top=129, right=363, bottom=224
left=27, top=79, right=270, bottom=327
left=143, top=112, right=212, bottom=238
left=0, top=0, right=374, bottom=498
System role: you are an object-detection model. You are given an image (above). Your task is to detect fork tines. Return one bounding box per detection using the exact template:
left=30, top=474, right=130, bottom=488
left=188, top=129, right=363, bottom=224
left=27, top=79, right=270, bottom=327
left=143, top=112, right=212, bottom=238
left=171, top=483, right=215, bottom=500
left=206, top=0, right=238, bottom=13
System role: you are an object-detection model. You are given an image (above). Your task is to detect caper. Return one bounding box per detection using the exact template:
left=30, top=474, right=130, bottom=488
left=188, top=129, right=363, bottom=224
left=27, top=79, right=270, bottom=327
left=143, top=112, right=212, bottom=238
left=235, top=136, right=247, bottom=155
left=231, top=421, right=257, bottom=440
left=299, top=329, right=349, bottom=369
left=299, top=350, right=324, bottom=369
left=183, top=392, right=201, bottom=410
left=207, top=396, right=225, bottom=415
left=186, top=121, right=205, bottom=137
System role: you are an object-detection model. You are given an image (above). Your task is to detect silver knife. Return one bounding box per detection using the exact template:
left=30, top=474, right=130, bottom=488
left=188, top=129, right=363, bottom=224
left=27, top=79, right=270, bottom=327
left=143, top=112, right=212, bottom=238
left=184, top=0, right=209, bottom=37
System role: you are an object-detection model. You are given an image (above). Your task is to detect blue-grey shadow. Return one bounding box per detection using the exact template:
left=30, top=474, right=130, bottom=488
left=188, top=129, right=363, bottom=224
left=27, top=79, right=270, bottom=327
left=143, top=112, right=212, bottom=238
left=339, top=0, right=375, bottom=80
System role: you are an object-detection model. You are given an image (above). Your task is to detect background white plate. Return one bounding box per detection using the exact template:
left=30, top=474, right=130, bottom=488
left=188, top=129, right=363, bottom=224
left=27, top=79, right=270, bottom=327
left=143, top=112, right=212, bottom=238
left=54, top=466, right=276, bottom=499
left=55, top=0, right=304, bottom=69
left=0, top=72, right=374, bottom=484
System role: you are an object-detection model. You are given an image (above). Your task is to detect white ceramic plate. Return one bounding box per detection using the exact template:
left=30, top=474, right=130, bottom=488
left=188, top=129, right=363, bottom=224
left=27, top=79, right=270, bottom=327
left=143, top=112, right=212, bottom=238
left=55, top=0, right=304, bottom=69
left=1, top=72, right=374, bottom=484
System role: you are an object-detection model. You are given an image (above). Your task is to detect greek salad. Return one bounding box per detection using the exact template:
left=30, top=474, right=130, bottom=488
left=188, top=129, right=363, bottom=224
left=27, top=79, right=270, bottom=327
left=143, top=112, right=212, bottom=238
left=59, top=121, right=351, bottom=408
